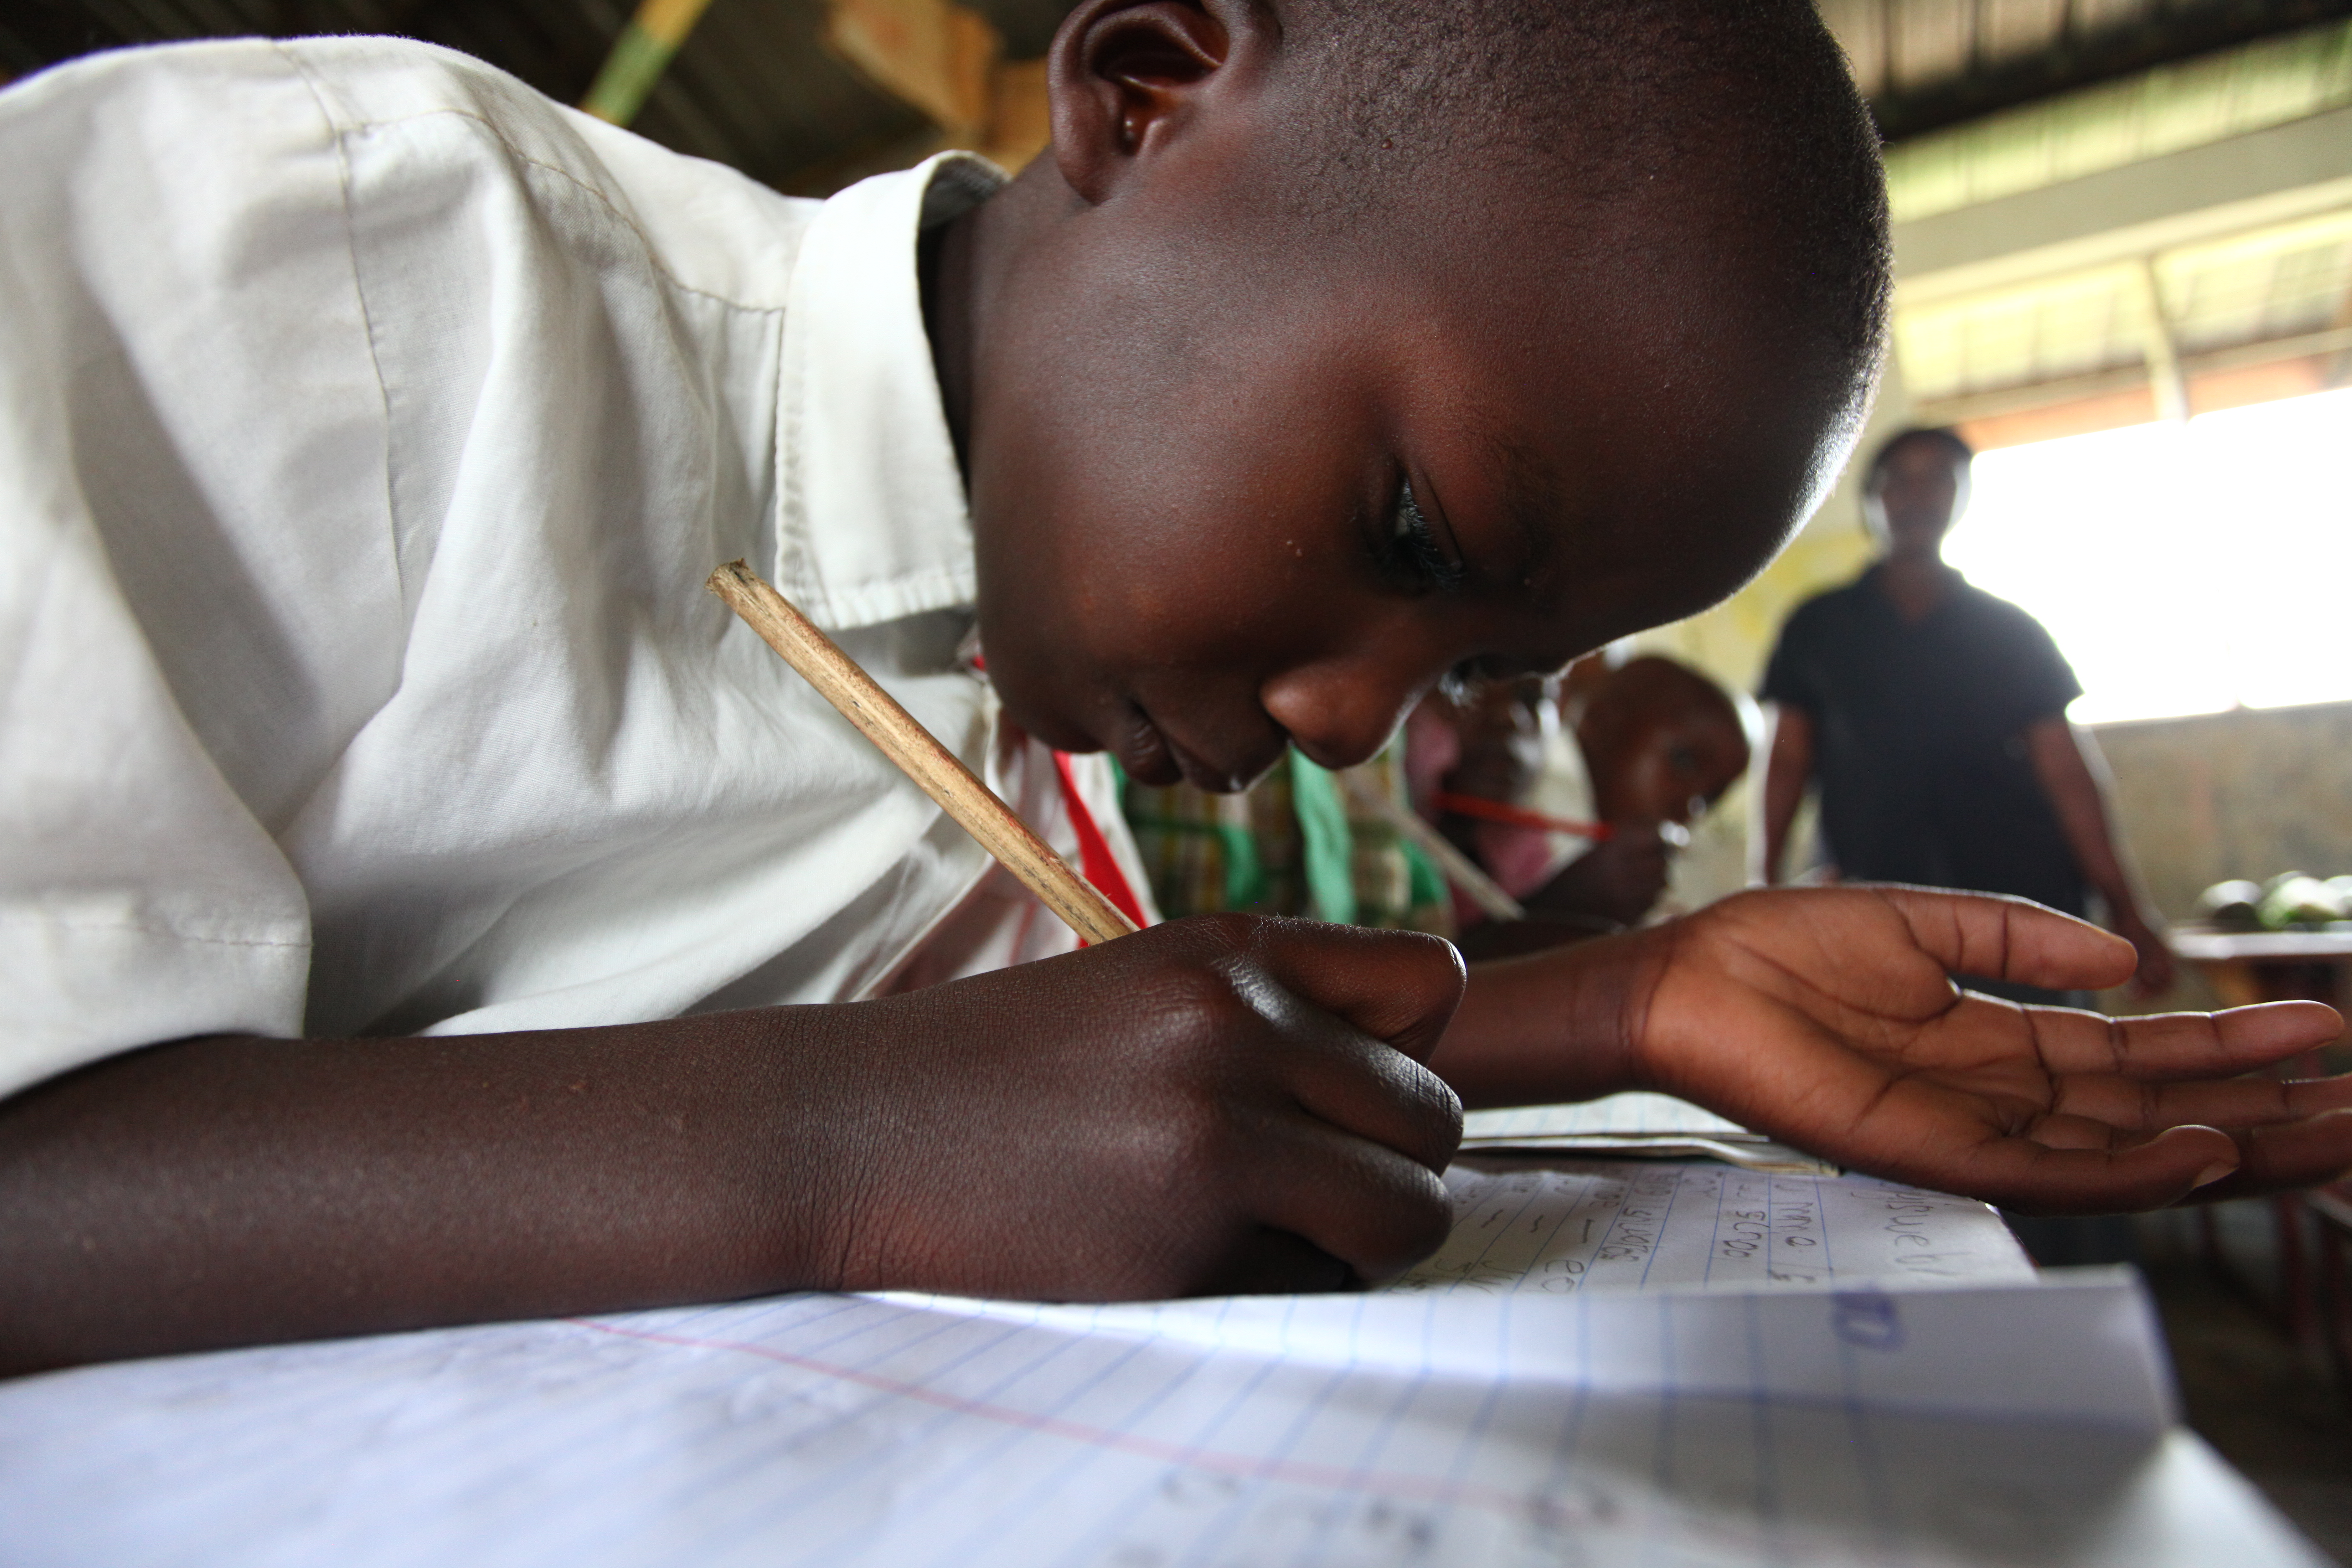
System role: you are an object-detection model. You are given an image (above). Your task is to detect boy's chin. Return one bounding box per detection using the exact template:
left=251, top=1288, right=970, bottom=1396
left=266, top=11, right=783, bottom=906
left=980, top=659, right=1103, bottom=758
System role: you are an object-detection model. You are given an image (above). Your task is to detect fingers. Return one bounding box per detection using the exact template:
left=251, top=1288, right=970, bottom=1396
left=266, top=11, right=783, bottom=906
left=2023, top=1001, right=2344, bottom=1080
left=2175, top=1109, right=2352, bottom=1204
left=1240, top=1119, right=1456, bottom=1285
left=1141, top=916, right=1464, bottom=1169
left=1091, top=916, right=1465, bottom=1289
left=1197, top=1230, right=1358, bottom=1296
left=1219, top=916, right=1468, bottom=1065
left=2046, top=1067, right=2352, bottom=1137
left=1217, top=933, right=1463, bottom=1173
left=1938, top=1124, right=2241, bottom=1217
left=1283, top=1023, right=1463, bottom=1174
left=1867, top=886, right=2138, bottom=993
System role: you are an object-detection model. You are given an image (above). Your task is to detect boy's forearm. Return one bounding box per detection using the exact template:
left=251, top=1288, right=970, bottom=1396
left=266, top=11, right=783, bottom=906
left=1428, top=932, right=1665, bottom=1109
left=0, top=921, right=1478, bottom=1376
left=0, top=1014, right=839, bottom=1377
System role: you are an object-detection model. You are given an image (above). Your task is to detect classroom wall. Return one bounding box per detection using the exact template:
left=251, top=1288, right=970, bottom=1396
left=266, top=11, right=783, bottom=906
left=2097, top=701, right=2352, bottom=1015
left=2095, top=700, right=2352, bottom=925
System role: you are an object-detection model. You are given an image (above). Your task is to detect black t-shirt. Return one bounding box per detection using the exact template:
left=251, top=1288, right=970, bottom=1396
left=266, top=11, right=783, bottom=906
left=1761, top=567, right=2086, bottom=916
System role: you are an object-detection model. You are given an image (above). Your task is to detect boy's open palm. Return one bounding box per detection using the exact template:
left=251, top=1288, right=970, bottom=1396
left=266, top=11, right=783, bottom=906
left=1632, top=887, right=2352, bottom=1212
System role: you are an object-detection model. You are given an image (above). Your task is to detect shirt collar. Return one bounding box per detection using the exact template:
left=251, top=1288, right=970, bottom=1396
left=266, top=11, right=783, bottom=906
left=773, top=153, right=1004, bottom=631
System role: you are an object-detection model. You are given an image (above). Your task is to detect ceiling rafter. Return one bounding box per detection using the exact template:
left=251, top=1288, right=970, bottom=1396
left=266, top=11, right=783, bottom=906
left=1822, top=0, right=2352, bottom=140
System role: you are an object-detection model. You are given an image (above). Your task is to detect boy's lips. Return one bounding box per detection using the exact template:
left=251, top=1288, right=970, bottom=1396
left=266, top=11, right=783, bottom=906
left=1116, top=703, right=1253, bottom=793
left=1112, top=705, right=1179, bottom=786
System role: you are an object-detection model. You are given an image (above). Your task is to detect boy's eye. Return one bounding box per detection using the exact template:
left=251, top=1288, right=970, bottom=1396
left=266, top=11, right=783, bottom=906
left=1387, top=479, right=1465, bottom=594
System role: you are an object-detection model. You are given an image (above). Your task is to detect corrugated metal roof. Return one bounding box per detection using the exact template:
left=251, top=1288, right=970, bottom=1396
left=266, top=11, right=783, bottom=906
left=1819, top=0, right=2352, bottom=139
left=1884, top=17, right=2352, bottom=221
left=9, top=0, right=2347, bottom=423
left=1899, top=208, right=2352, bottom=418
left=12, top=0, right=2349, bottom=194
left=1883, top=18, right=2352, bottom=426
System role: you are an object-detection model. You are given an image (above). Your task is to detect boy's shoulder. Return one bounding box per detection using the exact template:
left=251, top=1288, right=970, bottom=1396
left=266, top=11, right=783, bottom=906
left=296, top=35, right=824, bottom=313
left=15, top=35, right=821, bottom=315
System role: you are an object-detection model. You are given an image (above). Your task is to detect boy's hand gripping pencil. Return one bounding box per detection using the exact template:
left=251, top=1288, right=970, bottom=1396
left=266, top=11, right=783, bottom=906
left=708, top=560, right=1140, bottom=947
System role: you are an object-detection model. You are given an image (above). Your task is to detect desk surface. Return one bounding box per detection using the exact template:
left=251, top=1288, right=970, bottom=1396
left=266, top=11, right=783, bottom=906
left=2173, top=926, right=2352, bottom=961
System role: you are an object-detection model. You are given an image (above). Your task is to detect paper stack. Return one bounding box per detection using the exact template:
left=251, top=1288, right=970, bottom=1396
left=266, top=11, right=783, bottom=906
left=1460, top=1089, right=1839, bottom=1173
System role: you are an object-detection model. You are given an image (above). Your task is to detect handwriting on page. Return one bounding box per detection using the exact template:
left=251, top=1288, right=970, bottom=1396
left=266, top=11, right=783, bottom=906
left=1391, top=1161, right=2034, bottom=1295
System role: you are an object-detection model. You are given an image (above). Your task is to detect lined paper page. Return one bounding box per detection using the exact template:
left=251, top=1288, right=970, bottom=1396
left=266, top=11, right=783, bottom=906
left=0, top=1275, right=2318, bottom=1568
left=1395, top=1162, right=2036, bottom=1295
left=0, top=1163, right=2320, bottom=1568
left=896, top=1270, right=2170, bottom=1426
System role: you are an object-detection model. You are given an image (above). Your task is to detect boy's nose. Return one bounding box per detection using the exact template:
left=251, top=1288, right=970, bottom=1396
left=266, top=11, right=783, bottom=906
left=1260, top=660, right=1422, bottom=773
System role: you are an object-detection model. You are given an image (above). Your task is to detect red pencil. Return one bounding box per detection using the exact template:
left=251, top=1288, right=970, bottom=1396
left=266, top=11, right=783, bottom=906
left=1431, top=792, right=1614, bottom=841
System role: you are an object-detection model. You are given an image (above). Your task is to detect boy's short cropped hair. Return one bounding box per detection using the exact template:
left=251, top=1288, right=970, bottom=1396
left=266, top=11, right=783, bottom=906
left=1282, top=0, right=1892, bottom=402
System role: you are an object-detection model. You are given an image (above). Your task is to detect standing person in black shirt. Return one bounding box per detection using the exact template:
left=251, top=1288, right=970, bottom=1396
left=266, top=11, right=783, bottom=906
left=1758, top=428, right=2173, bottom=1004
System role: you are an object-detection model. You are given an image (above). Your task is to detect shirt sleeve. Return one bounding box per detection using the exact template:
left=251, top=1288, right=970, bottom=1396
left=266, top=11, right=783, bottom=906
left=0, top=44, right=407, bottom=1096
left=1997, top=605, right=2085, bottom=728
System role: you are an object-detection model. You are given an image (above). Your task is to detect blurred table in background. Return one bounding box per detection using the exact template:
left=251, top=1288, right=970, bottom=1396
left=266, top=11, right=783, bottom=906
left=2172, top=926, right=2352, bottom=1023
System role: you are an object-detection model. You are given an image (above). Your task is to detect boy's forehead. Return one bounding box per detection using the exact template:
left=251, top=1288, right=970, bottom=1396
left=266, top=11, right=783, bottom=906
left=1396, top=203, right=1853, bottom=534
left=1435, top=330, right=1831, bottom=640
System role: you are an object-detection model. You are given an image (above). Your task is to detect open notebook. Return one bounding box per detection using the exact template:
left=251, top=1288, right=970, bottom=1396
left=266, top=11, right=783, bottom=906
left=1460, top=1090, right=1839, bottom=1173
left=0, top=1155, right=2324, bottom=1568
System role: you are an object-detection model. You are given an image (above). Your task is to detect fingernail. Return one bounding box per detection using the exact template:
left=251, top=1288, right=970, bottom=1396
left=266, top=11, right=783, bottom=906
left=2192, top=1162, right=2237, bottom=1189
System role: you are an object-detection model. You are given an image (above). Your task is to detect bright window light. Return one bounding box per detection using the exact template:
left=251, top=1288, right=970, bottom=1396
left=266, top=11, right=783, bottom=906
left=1942, top=387, right=2352, bottom=725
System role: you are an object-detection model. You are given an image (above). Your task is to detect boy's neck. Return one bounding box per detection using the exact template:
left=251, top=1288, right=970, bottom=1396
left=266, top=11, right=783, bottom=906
left=919, top=195, right=989, bottom=485
left=918, top=168, right=1075, bottom=512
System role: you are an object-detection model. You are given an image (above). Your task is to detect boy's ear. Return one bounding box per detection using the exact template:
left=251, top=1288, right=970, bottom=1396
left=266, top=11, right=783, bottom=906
left=1048, top=0, right=1247, bottom=204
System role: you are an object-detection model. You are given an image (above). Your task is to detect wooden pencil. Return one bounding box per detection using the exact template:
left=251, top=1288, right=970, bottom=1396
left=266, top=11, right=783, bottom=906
left=1338, top=772, right=1528, bottom=923
left=707, top=560, right=1140, bottom=946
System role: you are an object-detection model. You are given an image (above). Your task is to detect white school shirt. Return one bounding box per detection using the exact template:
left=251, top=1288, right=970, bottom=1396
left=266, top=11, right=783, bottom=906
left=0, top=37, right=1150, bottom=1099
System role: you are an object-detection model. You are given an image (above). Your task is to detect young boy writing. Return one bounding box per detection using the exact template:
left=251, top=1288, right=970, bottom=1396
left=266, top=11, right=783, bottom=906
left=3, top=0, right=2346, bottom=1376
